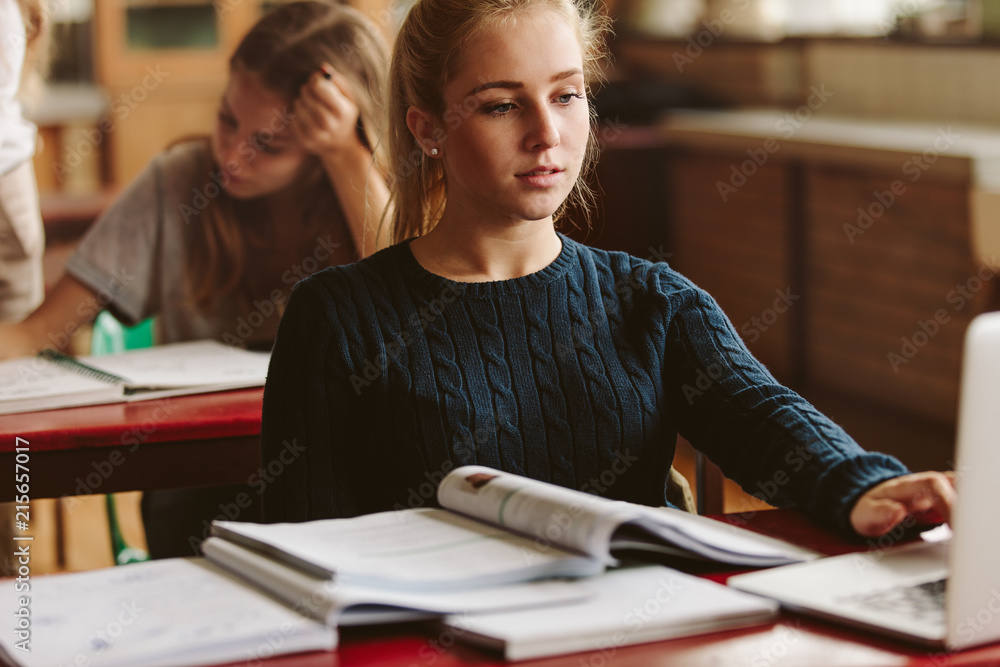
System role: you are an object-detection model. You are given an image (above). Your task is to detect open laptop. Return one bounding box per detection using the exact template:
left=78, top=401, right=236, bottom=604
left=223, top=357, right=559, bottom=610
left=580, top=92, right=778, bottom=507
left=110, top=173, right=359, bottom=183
left=729, top=311, right=1000, bottom=650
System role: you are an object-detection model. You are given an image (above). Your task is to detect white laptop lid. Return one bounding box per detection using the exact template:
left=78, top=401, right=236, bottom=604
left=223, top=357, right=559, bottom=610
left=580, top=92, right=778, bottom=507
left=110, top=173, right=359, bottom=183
left=946, top=312, right=1000, bottom=650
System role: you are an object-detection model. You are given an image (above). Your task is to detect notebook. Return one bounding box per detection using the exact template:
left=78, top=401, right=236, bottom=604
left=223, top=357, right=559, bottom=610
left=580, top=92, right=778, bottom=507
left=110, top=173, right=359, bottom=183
left=729, top=311, right=1000, bottom=650
left=0, top=340, right=270, bottom=415
left=441, top=564, right=779, bottom=661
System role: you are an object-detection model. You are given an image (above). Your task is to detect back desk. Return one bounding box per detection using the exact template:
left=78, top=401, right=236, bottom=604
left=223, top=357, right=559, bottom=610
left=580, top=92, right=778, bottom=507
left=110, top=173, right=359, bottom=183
left=0, top=388, right=264, bottom=501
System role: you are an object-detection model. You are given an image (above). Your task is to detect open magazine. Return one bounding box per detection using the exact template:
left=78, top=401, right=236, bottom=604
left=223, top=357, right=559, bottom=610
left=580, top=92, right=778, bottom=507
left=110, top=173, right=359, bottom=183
left=199, top=465, right=801, bottom=659
left=208, top=465, right=816, bottom=595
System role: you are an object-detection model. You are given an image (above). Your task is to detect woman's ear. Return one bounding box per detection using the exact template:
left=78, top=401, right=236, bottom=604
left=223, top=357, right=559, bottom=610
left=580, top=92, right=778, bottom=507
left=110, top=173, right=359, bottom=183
left=406, top=106, right=443, bottom=157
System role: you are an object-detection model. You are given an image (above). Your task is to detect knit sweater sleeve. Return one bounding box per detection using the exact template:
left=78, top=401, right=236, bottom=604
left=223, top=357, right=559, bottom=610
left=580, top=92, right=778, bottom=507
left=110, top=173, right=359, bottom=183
left=654, top=268, right=910, bottom=536
left=260, top=275, right=360, bottom=523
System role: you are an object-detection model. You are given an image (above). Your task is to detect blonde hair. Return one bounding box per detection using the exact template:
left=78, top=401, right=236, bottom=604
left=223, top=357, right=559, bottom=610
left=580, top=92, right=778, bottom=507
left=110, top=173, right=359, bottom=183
left=388, top=0, right=611, bottom=244
left=187, top=1, right=389, bottom=311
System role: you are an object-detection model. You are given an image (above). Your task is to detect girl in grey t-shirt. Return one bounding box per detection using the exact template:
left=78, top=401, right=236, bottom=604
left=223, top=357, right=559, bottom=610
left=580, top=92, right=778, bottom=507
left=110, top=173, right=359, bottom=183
left=0, top=2, right=392, bottom=557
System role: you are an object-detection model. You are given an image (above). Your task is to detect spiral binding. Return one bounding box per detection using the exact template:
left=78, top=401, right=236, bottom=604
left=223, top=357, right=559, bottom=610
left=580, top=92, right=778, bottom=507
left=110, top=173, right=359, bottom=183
left=37, top=348, right=129, bottom=387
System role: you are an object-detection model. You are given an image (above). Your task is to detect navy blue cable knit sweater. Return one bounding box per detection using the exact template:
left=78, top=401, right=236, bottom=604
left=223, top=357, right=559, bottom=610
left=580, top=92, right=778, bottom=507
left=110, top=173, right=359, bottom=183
left=260, top=234, right=909, bottom=536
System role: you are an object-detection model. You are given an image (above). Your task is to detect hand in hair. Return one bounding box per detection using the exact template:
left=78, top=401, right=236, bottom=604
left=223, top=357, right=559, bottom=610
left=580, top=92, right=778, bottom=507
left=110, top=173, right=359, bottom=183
left=292, top=64, right=367, bottom=158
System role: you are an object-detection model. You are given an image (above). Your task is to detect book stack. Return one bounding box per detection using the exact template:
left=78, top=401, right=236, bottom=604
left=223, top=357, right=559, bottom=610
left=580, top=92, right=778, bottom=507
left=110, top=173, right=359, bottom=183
left=0, top=466, right=814, bottom=665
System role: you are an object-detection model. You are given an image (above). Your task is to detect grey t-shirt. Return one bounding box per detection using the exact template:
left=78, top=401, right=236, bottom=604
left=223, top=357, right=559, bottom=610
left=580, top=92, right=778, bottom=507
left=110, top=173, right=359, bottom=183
left=66, top=141, right=349, bottom=349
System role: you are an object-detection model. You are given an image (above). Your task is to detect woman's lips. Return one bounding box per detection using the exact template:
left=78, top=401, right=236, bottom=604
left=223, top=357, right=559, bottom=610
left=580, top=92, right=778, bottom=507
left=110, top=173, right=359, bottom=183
left=516, top=167, right=563, bottom=188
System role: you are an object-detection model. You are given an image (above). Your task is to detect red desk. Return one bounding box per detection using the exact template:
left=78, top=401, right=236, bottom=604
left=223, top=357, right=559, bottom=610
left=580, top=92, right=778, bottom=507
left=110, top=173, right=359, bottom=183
left=3, top=401, right=998, bottom=666
left=0, top=388, right=263, bottom=501
left=246, top=510, right=1000, bottom=667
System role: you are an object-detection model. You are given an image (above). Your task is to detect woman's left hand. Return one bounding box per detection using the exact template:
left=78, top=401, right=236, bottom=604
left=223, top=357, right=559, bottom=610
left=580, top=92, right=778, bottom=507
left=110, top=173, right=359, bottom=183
left=850, top=471, right=956, bottom=538
left=292, top=64, right=366, bottom=157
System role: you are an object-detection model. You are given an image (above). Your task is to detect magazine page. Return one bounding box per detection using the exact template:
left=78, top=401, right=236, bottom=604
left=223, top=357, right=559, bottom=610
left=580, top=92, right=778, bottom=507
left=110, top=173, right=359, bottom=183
left=438, top=466, right=817, bottom=568
left=436, top=465, right=640, bottom=563
left=211, top=507, right=602, bottom=592
left=624, top=505, right=818, bottom=566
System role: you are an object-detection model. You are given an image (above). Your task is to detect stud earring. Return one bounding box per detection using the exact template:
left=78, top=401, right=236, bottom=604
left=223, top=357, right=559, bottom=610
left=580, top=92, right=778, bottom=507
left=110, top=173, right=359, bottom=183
left=430, top=148, right=439, bottom=156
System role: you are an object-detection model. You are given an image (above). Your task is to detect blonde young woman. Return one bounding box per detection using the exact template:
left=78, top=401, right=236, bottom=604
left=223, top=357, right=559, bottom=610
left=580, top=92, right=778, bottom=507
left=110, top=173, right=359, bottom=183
left=0, top=0, right=48, bottom=323
left=0, top=1, right=391, bottom=557
left=262, top=0, right=955, bottom=540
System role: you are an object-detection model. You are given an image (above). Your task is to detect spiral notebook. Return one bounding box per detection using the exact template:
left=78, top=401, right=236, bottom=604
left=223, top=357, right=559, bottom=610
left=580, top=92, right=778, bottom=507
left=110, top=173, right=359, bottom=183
left=0, top=340, right=270, bottom=415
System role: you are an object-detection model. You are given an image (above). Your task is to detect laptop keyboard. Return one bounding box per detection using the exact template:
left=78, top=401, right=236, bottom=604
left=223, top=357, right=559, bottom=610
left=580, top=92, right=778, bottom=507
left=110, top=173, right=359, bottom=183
left=840, top=578, right=947, bottom=626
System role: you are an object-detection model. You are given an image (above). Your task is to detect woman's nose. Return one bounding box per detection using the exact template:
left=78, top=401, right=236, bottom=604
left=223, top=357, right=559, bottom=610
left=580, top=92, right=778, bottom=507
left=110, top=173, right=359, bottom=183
left=526, top=107, right=560, bottom=151
left=219, top=138, right=243, bottom=170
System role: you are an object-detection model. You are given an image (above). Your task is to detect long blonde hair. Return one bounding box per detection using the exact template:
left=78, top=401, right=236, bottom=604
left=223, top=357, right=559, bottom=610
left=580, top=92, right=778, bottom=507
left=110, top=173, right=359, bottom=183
left=187, top=1, right=388, bottom=311
left=387, top=0, right=611, bottom=244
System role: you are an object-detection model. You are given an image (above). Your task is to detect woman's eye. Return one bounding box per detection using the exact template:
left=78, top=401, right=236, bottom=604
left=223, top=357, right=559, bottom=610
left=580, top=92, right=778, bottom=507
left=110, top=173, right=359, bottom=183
left=217, top=111, right=237, bottom=128
left=557, top=93, right=585, bottom=105
left=484, top=101, right=515, bottom=116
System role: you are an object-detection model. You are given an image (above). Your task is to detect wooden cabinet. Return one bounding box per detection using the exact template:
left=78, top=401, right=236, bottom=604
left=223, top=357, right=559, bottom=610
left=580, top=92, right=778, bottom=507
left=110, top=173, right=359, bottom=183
left=668, top=151, right=796, bottom=383
left=581, top=111, right=1000, bottom=471
left=803, top=163, right=977, bottom=424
